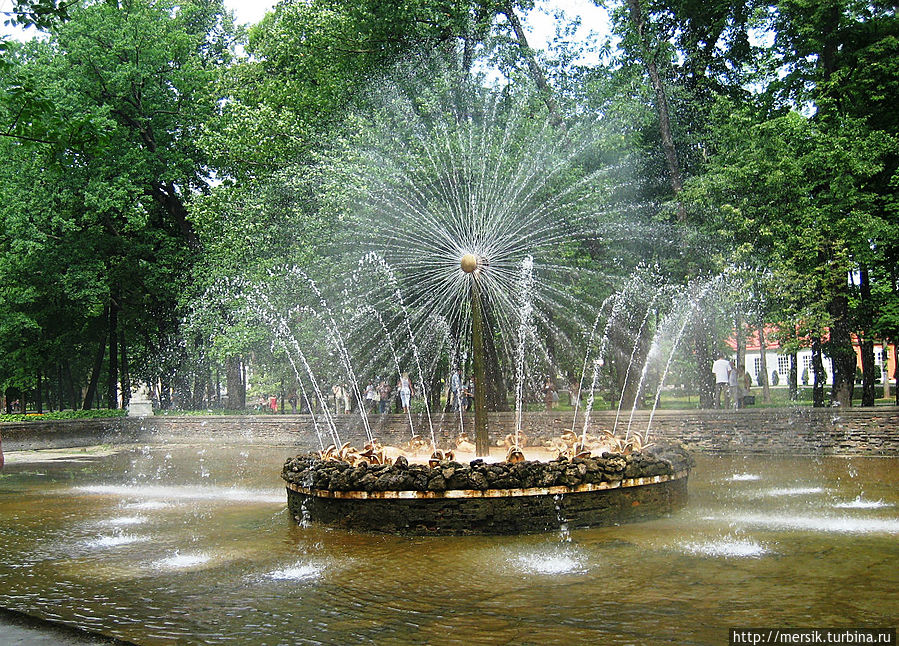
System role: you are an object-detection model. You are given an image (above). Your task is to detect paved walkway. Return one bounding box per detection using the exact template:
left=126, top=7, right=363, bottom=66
left=0, top=608, right=137, bottom=645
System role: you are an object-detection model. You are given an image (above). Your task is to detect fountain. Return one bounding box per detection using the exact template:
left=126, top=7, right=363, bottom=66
left=276, top=80, right=693, bottom=534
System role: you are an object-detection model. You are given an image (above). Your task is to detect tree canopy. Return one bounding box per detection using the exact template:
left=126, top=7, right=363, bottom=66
left=1, top=0, right=897, bottom=412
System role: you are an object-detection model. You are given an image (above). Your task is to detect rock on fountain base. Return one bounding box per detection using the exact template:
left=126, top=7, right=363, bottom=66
left=283, top=444, right=692, bottom=535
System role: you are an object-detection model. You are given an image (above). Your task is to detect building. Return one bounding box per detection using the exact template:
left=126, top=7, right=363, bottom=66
left=727, top=329, right=896, bottom=389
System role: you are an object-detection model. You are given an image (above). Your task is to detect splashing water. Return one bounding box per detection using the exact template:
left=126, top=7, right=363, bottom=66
left=833, top=496, right=891, bottom=509
left=155, top=552, right=211, bottom=569
left=268, top=562, right=323, bottom=582
left=87, top=535, right=147, bottom=548
left=181, top=74, right=751, bottom=452
left=515, top=547, right=587, bottom=575
left=679, top=537, right=769, bottom=558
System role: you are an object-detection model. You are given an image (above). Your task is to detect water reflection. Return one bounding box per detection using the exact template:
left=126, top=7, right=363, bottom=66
left=0, top=444, right=897, bottom=645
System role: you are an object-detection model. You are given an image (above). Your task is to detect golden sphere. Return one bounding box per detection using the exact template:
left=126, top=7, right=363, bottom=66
left=460, top=253, right=479, bottom=273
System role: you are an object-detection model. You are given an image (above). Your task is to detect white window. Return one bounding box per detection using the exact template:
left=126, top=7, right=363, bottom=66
left=777, top=355, right=790, bottom=375
left=803, top=355, right=812, bottom=373
left=753, top=357, right=761, bottom=376
left=874, top=349, right=883, bottom=366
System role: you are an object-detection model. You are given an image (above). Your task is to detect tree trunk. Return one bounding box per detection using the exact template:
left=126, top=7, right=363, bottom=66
left=502, top=3, right=563, bottom=128
left=812, top=338, right=825, bottom=407
left=884, top=357, right=891, bottom=400
left=159, top=374, right=172, bottom=409
left=894, top=342, right=899, bottom=406
left=57, top=363, right=64, bottom=411
left=827, top=290, right=855, bottom=407
left=859, top=338, right=875, bottom=406
left=225, top=356, right=246, bottom=410
left=734, top=314, right=745, bottom=378
left=757, top=325, right=771, bottom=402
left=619, top=316, right=652, bottom=410
left=65, top=360, right=76, bottom=412
left=119, top=329, right=131, bottom=408
left=82, top=309, right=108, bottom=410
left=484, top=305, right=510, bottom=412
left=174, top=375, right=192, bottom=410
left=694, top=317, right=715, bottom=409
left=789, top=352, right=798, bottom=401
left=107, top=296, right=119, bottom=409
left=625, top=0, right=686, bottom=222
left=429, top=368, right=443, bottom=412
left=193, top=370, right=206, bottom=410
left=150, top=181, right=201, bottom=251
left=35, top=370, right=43, bottom=414
left=858, top=266, right=876, bottom=406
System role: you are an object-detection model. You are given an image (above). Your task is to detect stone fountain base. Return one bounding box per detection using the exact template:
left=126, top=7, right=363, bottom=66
left=283, top=444, right=692, bottom=535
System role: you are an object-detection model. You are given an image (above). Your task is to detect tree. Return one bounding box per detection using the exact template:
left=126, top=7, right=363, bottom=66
left=0, top=0, right=238, bottom=407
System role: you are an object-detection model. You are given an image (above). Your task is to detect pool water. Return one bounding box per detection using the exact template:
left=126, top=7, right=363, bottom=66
left=0, top=443, right=896, bottom=645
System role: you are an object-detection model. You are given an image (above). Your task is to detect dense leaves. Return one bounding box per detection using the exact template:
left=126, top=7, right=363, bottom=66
left=1, top=0, right=896, bottom=410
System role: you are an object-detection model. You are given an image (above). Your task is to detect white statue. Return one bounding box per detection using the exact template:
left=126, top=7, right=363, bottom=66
left=127, top=382, right=154, bottom=417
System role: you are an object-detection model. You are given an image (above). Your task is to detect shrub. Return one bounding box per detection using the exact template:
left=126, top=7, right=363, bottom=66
left=0, top=409, right=127, bottom=423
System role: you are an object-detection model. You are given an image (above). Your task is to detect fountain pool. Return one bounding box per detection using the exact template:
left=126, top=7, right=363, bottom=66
left=1, top=439, right=896, bottom=645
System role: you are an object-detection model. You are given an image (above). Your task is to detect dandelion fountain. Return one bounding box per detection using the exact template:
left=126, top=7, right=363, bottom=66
left=280, top=80, right=693, bottom=534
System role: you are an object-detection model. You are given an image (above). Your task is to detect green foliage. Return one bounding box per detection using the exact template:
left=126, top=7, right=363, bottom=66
left=0, top=0, right=239, bottom=400
left=1, top=0, right=897, bottom=411
left=0, top=409, right=127, bottom=422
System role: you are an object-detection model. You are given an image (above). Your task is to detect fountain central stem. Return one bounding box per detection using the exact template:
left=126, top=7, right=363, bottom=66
left=468, top=265, right=490, bottom=456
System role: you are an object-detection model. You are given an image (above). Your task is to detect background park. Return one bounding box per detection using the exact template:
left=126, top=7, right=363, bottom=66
left=1, top=0, right=897, bottom=422
left=0, top=2, right=897, bottom=645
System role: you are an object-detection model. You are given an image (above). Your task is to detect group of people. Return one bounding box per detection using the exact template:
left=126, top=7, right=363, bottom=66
left=543, top=378, right=561, bottom=410
left=349, top=373, right=416, bottom=415
left=288, top=368, right=479, bottom=416
left=255, top=395, right=279, bottom=413
left=448, top=368, right=475, bottom=412
left=711, top=354, right=752, bottom=409
left=360, top=376, right=409, bottom=414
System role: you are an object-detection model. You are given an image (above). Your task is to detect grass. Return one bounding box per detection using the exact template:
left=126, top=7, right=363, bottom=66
left=0, top=409, right=127, bottom=423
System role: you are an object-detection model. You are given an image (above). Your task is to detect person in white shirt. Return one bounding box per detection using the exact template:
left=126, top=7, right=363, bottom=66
left=727, top=360, right=740, bottom=408
left=449, top=368, right=463, bottom=411
left=711, top=354, right=732, bottom=409
left=397, top=373, right=413, bottom=414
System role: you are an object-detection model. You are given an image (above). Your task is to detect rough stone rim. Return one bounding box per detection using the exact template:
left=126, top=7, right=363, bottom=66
left=286, top=470, right=689, bottom=500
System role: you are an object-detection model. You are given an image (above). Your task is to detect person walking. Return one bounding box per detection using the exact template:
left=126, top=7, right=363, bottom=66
left=449, top=368, right=463, bottom=411
left=711, top=354, right=731, bottom=408
left=728, top=360, right=741, bottom=409
left=378, top=380, right=391, bottom=414
left=332, top=384, right=344, bottom=414
left=397, top=373, right=413, bottom=414
left=464, top=375, right=474, bottom=412
left=287, top=391, right=298, bottom=414
left=364, top=382, right=377, bottom=413
left=543, top=378, right=556, bottom=411
left=341, top=384, right=351, bottom=414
